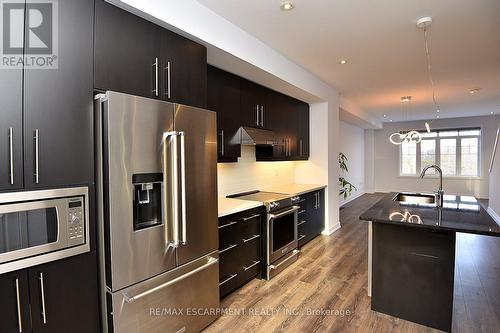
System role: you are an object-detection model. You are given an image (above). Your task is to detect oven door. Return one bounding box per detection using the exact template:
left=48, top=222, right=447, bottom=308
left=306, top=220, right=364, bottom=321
left=267, top=205, right=299, bottom=264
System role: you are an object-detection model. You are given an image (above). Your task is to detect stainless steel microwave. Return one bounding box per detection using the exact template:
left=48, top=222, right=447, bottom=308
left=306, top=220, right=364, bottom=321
left=0, top=187, right=90, bottom=274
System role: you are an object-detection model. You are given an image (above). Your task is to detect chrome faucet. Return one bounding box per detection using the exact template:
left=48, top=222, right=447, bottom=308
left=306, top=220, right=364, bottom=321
left=420, top=164, right=444, bottom=207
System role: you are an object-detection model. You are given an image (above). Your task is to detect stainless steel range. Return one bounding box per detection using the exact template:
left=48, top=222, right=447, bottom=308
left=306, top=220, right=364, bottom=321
left=227, top=191, right=301, bottom=279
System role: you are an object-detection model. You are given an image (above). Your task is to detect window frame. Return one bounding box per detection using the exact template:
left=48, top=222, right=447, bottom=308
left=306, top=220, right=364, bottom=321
left=399, top=127, right=481, bottom=178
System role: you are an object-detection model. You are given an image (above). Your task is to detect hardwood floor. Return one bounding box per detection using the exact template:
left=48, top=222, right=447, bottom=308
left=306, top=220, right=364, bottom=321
left=204, top=193, right=500, bottom=333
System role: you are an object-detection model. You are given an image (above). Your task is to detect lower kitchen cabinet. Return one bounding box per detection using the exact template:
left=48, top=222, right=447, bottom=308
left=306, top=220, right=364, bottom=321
left=297, top=189, right=325, bottom=248
left=0, top=252, right=99, bottom=333
left=218, top=207, right=264, bottom=298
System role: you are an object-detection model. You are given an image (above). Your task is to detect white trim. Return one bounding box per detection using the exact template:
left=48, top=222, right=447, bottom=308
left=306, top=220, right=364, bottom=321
left=340, top=191, right=365, bottom=207
left=322, top=222, right=341, bottom=235
left=487, top=207, right=500, bottom=226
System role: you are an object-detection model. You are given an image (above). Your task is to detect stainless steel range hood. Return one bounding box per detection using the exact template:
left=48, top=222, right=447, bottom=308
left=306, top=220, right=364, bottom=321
left=234, top=126, right=279, bottom=146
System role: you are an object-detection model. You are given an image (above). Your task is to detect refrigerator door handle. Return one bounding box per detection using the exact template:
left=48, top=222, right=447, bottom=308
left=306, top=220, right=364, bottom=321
left=179, top=131, right=187, bottom=245
left=163, top=131, right=180, bottom=247
left=122, top=257, right=218, bottom=303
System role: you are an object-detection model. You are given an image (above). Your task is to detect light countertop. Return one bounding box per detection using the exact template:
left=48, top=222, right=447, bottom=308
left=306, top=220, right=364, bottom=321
left=218, top=197, right=263, bottom=218
left=264, top=183, right=327, bottom=196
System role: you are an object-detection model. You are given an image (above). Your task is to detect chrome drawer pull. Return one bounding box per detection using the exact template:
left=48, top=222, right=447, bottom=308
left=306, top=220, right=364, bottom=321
left=218, top=221, right=237, bottom=229
left=297, top=220, right=306, bottom=226
left=298, top=234, right=306, bottom=241
left=242, top=234, right=260, bottom=243
left=242, top=214, right=260, bottom=221
left=219, top=244, right=237, bottom=254
left=124, top=257, right=218, bottom=303
left=243, top=260, right=260, bottom=271
left=219, top=273, right=238, bottom=286
left=269, top=249, right=300, bottom=270
left=298, top=209, right=306, bottom=215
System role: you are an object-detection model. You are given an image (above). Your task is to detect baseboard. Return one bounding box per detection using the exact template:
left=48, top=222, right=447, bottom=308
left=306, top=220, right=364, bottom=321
left=487, top=207, right=500, bottom=226
left=322, top=222, right=341, bottom=236
left=340, top=191, right=365, bottom=207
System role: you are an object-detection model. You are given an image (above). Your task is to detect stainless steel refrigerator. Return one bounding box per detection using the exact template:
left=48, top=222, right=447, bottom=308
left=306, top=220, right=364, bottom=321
left=95, top=91, right=219, bottom=333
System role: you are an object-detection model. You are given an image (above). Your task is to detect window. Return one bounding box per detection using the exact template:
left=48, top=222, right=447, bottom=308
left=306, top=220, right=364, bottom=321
left=399, top=128, right=481, bottom=177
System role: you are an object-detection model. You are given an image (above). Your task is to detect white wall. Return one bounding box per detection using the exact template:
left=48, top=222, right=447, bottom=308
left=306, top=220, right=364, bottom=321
left=371, top=115, right=500, bottom=198
left=488, top=122, right=500, bottom=223
left=339, top=121, right=365, bottom=205
left=217, top=146, right=295, bottom=197
left=364, top=129, right=375, bottom=193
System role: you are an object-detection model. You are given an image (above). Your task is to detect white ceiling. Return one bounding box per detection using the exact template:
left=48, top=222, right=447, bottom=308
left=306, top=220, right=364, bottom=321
left=197, top=0, right=500, bottom=122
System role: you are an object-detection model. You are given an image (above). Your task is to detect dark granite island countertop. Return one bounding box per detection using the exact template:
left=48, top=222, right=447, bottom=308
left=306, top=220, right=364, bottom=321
left=359, top=192, right=500, bottom=236
left=359, top=192, right=499, bottom=332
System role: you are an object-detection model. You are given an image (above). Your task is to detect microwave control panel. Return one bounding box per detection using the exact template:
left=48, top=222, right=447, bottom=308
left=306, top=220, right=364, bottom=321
left=67, top=197, right=85, bottom=246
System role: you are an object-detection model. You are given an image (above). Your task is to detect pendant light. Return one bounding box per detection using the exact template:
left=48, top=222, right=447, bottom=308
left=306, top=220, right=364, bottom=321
left=389, top=96, right=422, bottom=145
left=417, top=17, right=440, bottom=132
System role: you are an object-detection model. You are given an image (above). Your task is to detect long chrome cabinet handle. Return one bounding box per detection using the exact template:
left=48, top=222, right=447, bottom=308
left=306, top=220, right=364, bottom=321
left=164, top=61, right=171, bottom=99
left=269, top=205, right=300, bottom=219
left=242, top=214, right=260, bottom=221
left=39, top=272, right=47, bottom=324
left=15, top=278, right=22, bottom=333
left=260, top=106, right=264, bottom=127
left=152, top=57, right=158, bottom=96
left=243, top=260, right=260, bottom=271
left=9, top=127, right=14, bottom=185
left=218, top=221, right=237, bottom=229
left=220, top=130, right=224, bottom=156
left=242, top=234, right=260, bottom=243
left=256, top=105, right=259, bottom=126
left=163, top=131, right=179, bottom=247
left=179, top=132, right=187, bottom=244
left=300, top=139, right=303, bottom=156
left=219, top=273, right=237, bottom=286
left=269, top=249, right=300, bottom=270
left=124, top=257, right=218, bottom=303
left=219, top=244, right=237, bottom=254
left=34, top=129, right=39, bottom=184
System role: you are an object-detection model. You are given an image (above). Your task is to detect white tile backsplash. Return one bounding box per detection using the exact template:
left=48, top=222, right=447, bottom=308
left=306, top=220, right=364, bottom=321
left=217, top=145, right=296, bottom=197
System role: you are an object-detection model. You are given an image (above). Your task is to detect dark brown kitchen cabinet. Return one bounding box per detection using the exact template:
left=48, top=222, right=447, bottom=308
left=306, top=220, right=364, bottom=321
left=218, top=207, right=264, bottom=298
left=0, top=270, right=31, bottom=332
left=28, top=252, right=100, bottom=333
left=94, top=0, right=207, bottom=108
left=0, top=54, right=23, bottom=191
left=240, top=78, right=270, bottom=128
left=298, top=189, right=325, bottom=248
left=0, top=253, right=99, bottom=333
left=297, top=101, right=310, bottom=159
left=207, top=66, right=241, bottom=162
left=23, top=0, right=94, bottom=189
left=94, top=0, right=161, bottom=99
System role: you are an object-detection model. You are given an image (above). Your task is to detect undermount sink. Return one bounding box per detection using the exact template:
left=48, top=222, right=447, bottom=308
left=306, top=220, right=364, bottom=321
left=393, top=192, right=436, bottom=205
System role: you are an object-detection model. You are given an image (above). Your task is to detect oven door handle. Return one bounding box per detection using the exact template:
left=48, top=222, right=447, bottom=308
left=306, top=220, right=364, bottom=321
left=268, top=205, right=300, bottom=219
left=269, top=249, right=300, bottom=270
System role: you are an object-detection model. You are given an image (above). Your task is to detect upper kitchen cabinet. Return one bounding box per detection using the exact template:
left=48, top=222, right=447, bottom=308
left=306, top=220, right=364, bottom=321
left=0, top=43, right=23, bottom=191
left=207, top=66, right=241, bottom=162
left=161, top=30, right=207, bottom=108
left=94, top=0, right=207, bottom=108
left=94, top=0, right=161, bottom=99
left=240, top=79, right=270, bottom=129
left=23, top=0, right=94, bottom=189
left=295, top=99, right=310, bottom=159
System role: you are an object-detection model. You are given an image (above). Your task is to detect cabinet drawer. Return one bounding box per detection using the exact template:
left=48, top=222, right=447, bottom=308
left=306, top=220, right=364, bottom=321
left=218, top=217, right=240, bottom=248
left=219, top=243, right=240, bottom=279
left=239, top=215, right=261, bottom=240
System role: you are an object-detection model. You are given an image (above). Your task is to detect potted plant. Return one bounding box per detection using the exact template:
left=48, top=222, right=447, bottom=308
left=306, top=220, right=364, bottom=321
left=339, top=152, right=357, bottom=200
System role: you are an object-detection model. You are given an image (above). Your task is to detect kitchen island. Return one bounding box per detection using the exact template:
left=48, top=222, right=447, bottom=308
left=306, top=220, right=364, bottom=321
left=359, top=193, right=500, bottom=332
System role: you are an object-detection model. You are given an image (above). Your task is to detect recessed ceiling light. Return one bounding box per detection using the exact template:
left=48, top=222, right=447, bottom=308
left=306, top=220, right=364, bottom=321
left=280, top=1, right=295, bottom=11
left=390, top=119, right=393, bottom=122
left=401, top=96, right=412, bottom=102
left=339, top=59, right=348, bottom=65
left=469, top=88, right=481, bottom=94
left=383, top=114, right=387, bottom=118
left=436, top=115, right=440, bottom=118
left=436, top=109, right=440, bottom=113
left=491, top=111, right=495, bottom=115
